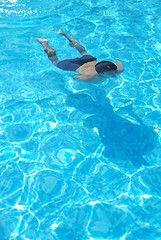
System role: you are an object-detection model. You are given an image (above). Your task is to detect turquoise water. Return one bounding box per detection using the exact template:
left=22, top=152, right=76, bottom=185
left=1, top=0, right=161, bottom=239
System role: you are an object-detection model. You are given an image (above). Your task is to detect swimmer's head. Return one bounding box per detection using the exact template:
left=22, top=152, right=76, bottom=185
left=95, top=61, right=117, bottom=76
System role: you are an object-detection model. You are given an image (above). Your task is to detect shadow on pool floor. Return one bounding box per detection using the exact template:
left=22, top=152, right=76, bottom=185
left=66, top=87, right=159, bottom=167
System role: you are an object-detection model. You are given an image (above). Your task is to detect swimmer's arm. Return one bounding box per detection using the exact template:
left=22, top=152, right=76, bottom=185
left=73, top=74, right=91, bottom=81
left=116, top=60, right=124, bottom=73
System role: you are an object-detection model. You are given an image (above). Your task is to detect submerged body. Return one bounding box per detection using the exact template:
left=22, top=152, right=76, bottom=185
left=37, top=29, right=124, bottom=84
left=75, top=60, right=124, bottom=83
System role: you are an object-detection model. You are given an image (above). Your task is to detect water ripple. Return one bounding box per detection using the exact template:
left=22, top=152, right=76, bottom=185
left=1, top=0, right=161, bottom=239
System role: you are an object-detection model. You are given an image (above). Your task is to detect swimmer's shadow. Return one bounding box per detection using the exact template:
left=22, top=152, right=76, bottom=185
left=66, top=91, right=158, bottom=167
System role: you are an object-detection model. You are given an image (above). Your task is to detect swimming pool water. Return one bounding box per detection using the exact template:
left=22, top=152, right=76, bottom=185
left=0, top=0, right=161, bottom=239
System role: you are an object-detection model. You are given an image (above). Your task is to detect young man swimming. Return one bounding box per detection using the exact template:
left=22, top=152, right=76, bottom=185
left=37, top=29, right=124, bottom=84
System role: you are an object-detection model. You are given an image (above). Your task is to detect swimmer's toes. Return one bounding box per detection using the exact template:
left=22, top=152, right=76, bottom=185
left=36, top=38, right=48, bottom=45
left=56, top=29, right=63, bottom=34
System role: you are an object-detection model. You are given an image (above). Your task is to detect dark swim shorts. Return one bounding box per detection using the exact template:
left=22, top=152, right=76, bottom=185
left=57, top=54, right=97, bottom=72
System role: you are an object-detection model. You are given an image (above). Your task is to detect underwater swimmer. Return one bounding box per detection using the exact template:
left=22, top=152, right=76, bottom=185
left=37, top=29, right=124, bottom=84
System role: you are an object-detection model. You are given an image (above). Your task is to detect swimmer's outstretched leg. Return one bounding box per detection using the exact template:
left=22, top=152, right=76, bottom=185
left=57, top=29, right=88, bottom=56
left=36, top=38, right=59, bottom=65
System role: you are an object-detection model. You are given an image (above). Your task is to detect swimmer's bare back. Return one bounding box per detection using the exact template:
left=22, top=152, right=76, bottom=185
left=37, top=29, right=124, bottom=84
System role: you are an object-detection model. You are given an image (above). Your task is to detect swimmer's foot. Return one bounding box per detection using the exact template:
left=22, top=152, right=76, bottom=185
left=56, top=29, right=63, bottom=35
left=57, top=29, right=73, bottom=42
left=57, top=29, right=77, bottom=48
left=56, top=29, right=70, bottom=39
left=56, top=29, right=86, bottom=54
left=36, top=38, right=48, bottom=47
